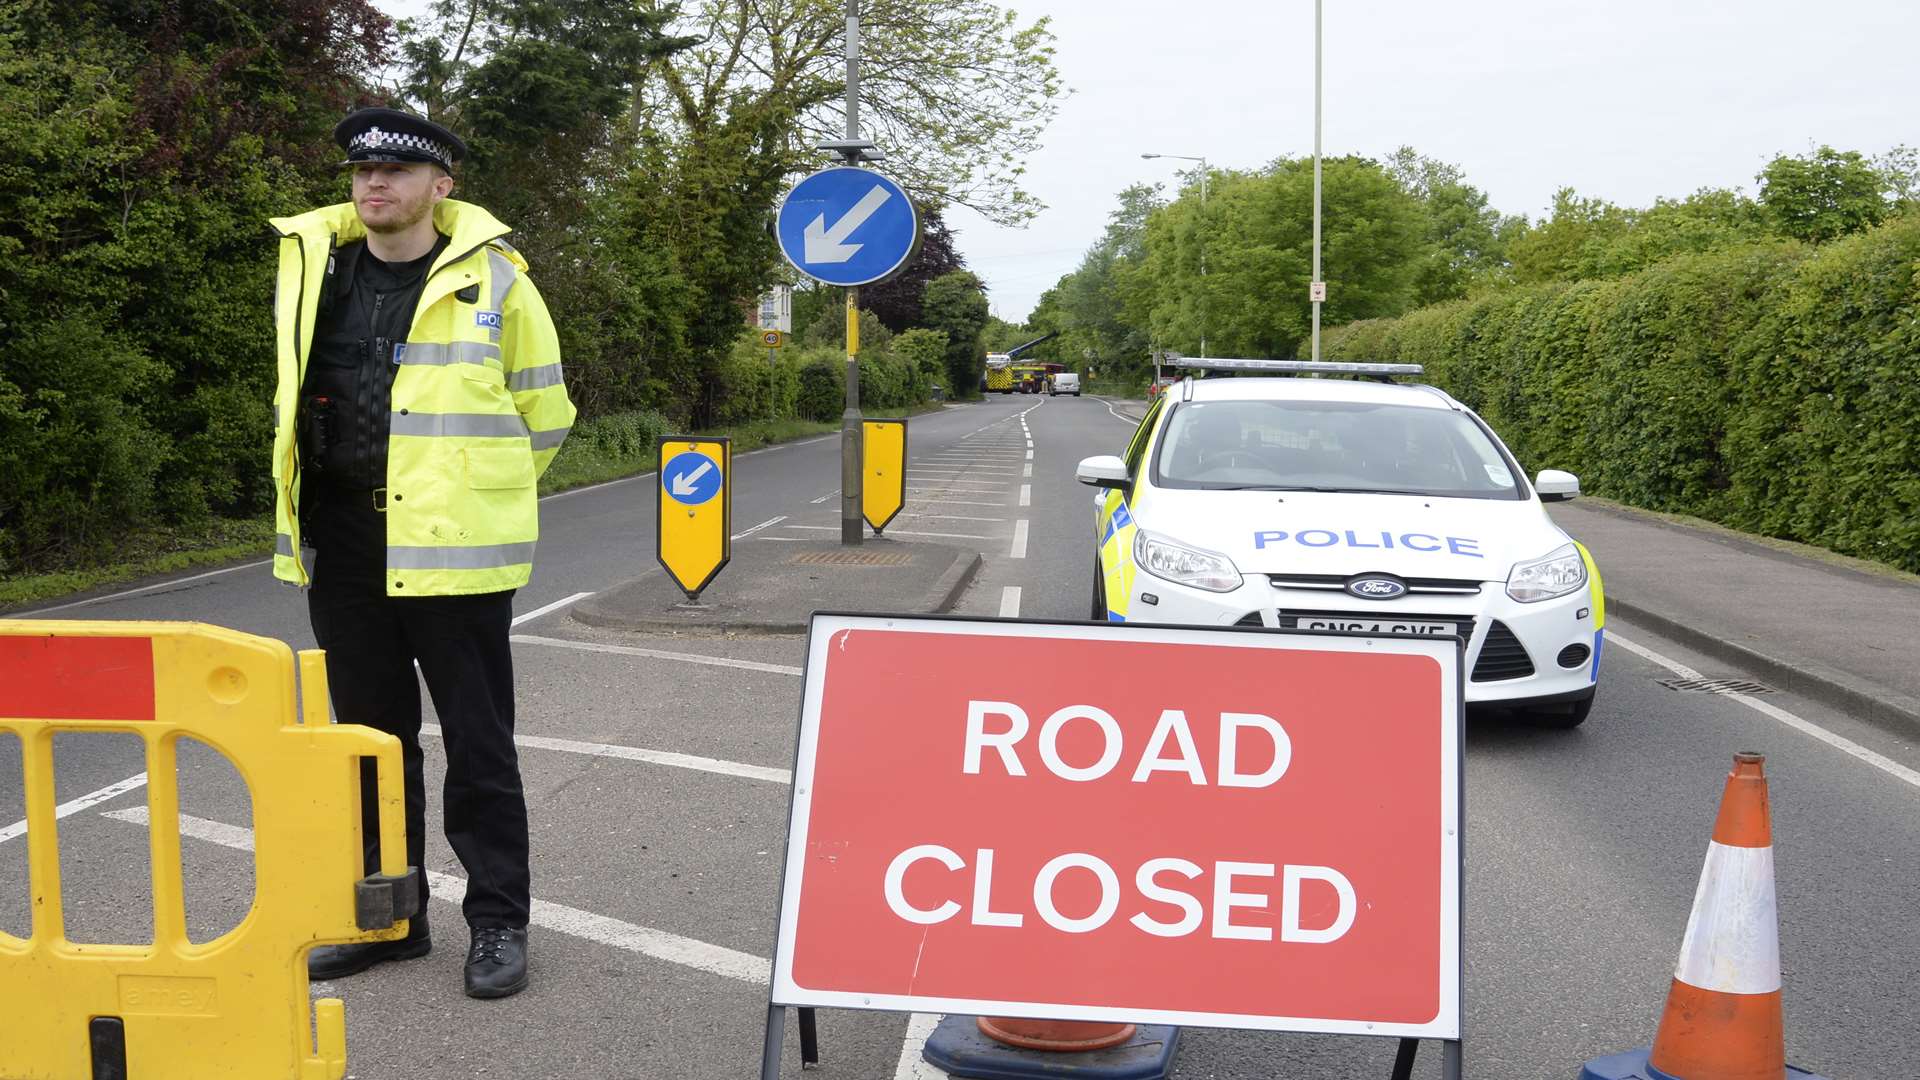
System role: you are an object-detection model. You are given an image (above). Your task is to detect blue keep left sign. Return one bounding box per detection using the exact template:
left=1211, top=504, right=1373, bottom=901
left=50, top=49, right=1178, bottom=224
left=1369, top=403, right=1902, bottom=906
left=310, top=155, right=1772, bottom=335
left=663, top=450, right=723, bottom=505
left=776, top=167, right=920, bottom=287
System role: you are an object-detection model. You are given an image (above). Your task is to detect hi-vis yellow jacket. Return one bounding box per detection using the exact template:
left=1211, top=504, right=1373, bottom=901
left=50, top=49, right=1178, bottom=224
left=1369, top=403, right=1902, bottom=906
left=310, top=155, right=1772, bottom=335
left=269, top=199, right=576, bottom=595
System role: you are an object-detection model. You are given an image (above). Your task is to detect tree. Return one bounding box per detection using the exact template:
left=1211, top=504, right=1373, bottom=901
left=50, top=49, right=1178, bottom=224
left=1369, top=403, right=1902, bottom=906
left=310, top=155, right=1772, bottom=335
left=1123, top=156, right=1425, bottom=359
left=920, top=271, right=990, bottom=396
left=1759, top=145, right=1891, bottom=243
left=862, top=205, right=966, bottom=331
left=1386, top=147, right=1521, bottom=304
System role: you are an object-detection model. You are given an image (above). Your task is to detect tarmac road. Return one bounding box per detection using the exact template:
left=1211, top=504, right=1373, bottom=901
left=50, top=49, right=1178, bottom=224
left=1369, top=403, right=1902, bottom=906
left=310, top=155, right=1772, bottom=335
left=4, top=392, right=1917, bottom=1079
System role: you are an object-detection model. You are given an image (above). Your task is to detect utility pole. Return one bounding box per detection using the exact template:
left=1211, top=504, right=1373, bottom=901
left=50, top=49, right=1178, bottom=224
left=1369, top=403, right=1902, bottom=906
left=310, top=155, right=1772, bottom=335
left=838, top=0, right=864, bottom=545
left=1310, top=0, right=1324, bottom=361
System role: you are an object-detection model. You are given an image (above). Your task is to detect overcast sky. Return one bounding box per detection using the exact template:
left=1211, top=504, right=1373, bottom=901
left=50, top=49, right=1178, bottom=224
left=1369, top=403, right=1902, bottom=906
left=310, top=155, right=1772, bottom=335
left=372, top=0, right=1919, bottom=323
left=954, top=0, right=1920, bottom=321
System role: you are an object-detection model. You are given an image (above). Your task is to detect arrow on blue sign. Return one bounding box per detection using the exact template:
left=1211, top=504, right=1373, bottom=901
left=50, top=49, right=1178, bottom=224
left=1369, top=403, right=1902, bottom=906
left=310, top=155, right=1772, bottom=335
left=663, top=451, right=723, bottom=505
left=777, top=167, right=920, bottom=287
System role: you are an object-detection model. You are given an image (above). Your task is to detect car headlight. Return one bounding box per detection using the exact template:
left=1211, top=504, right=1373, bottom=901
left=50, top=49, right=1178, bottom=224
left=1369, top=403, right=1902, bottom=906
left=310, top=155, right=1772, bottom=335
left=1506, top=543, right=1587, bottom=603
left=1134, top=529, right=1243, bottom=592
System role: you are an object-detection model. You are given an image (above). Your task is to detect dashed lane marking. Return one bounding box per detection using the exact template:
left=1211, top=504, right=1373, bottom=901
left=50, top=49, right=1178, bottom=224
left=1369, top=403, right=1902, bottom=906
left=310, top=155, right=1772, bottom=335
left=1608, top=631, right=1920, bottom=791
left=104, top=808, right=772, bottom=984
left=421, top=724, right=791, bottom=784
left=733, top=515, right=788, bottom=539
left=1010, top=520, right=1029, bottom=560
left=512, top=635, right=804, bottom=676
left=999, top=587, right=1022, bottom=618
left=1019, top=485, right=1031, bottom=507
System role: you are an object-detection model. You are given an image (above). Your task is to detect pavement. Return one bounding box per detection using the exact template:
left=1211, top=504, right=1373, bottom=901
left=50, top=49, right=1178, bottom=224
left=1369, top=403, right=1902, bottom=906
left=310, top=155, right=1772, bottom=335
left=1547, top=498, right=1920, bottom=738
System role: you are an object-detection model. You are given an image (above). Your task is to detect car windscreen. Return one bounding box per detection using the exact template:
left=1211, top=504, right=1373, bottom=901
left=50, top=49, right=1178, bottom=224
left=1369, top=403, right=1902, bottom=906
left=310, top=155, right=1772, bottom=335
left=1151, top=398, right=1524, bottom=500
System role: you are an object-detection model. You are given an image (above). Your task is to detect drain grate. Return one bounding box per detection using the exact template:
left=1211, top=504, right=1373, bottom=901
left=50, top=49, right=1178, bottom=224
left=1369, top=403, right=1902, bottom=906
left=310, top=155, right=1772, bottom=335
left=1659, top=677, right=1777, bottom=695
left=786, top=550, right=916, bottom=567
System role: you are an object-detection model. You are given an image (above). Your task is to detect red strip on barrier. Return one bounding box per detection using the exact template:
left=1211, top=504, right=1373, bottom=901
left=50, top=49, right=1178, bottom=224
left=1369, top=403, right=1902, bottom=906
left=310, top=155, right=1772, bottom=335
left=0, top=636, right=156, bottom=721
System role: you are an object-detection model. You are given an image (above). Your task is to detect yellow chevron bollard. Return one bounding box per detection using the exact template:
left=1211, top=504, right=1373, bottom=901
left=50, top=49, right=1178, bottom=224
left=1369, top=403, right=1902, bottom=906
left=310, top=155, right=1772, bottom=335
left=0, top=620, right=420, bottom=1080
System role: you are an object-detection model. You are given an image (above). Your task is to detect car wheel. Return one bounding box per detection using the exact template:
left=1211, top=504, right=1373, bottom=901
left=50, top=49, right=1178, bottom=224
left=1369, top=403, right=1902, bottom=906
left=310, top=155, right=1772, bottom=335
left=1091, top=561, right=1107, bottom=621
left=1528, top=694, right=1593, bottom=729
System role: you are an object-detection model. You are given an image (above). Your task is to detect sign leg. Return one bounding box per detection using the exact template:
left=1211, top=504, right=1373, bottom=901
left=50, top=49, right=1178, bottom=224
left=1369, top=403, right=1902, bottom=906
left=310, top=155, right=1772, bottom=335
left=760, top=1004, right=786, bottom=1080
left=1390, top=1037, right=1417, bottom=1080
left=1443, top=1038, right=1463, bottom=1080
left=798, top=1007, right=819, bottom=1068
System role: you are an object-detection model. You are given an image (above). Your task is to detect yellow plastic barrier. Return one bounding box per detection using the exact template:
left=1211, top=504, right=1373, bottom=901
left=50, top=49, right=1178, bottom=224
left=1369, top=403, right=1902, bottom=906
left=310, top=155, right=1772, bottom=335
left=0, top=620, right=419, bottom=1080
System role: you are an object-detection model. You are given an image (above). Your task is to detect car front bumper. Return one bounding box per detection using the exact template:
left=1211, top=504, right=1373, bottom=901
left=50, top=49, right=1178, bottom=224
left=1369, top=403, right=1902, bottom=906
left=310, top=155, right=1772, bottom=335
left=1120, top=574, right=1603, bottom=706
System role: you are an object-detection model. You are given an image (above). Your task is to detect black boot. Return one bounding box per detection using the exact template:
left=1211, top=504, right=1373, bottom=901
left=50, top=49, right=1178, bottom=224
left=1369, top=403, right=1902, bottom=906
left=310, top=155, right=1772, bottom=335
left=464, top=926, right=529, bottom=999
left=309, top=909, right=431, bottom=980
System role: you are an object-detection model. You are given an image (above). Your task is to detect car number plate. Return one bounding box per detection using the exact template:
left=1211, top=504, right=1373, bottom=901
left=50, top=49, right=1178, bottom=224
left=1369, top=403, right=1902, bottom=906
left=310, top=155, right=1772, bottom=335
left=1296, top=618, right=1458, bottom=636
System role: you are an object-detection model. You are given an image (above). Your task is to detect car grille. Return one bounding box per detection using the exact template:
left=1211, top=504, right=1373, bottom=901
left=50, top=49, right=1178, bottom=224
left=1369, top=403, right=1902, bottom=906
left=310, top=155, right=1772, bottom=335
left=1240, top=609, right=1535, bottom=683
left=1556, top=643, right=1591, bottom=669
left=1266, top=574, right=1482, bottom=595
left=1473, top=620, right=1535, bottom=682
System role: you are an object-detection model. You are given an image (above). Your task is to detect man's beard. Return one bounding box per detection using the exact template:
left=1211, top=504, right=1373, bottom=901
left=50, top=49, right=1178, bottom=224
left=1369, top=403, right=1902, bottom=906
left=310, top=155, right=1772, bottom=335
left=362, top=193, right=432, bottom=234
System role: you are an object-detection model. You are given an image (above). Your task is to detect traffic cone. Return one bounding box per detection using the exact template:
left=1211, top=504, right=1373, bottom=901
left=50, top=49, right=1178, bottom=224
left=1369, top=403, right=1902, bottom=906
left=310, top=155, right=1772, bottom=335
left=1579, top=752, right=1829, bottom=1080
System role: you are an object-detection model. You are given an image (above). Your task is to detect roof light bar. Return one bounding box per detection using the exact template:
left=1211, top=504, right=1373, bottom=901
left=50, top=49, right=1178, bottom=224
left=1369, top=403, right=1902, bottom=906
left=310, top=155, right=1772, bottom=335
left=1163, top=355, right=1424, bottom=377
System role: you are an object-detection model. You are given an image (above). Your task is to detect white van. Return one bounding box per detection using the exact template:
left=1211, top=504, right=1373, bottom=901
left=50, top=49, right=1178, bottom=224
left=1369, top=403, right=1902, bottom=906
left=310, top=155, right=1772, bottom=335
left=1050, top=372, right=1082, bottom=396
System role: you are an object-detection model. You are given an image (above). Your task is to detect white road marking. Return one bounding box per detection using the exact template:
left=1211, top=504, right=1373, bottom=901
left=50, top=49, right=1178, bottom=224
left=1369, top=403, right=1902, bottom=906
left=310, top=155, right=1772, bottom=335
left=0, top=772, right=149, bottom=845
left=1025, top=449, right=1033, bottom=460
left=909, top=465, right=1019, bottom=473
left=1022, top=463, right=1033, bottom=477
left=1010, top=520, right=1029, bottom=559
left=810, top=493, right=835, bottom=504
left=904, top=479, right=1007, bottom=489
left=511, top=635, right=803, bottom=676
left=1607, top=631, right=1920, bottom=790
left=784, top=525, right=989, bottom=541
left=512, top=591, right=595, bottom=628
left=732, top=515, right=788, bottom=539
left=1103, top=398, right=1145, bottom=425
left=999, top=587, right=1022, bottom=618
left=893, top=1013, right=946, bottom=1079
left=17, top=561, right=272, bottom=616
left=1019, top=485, right=1031, bottom=507
left=104, top=808, right=772, bottom=984
left=421, top=725, right=790, bottom=784
left=901, top=498, right=1009, bottom=508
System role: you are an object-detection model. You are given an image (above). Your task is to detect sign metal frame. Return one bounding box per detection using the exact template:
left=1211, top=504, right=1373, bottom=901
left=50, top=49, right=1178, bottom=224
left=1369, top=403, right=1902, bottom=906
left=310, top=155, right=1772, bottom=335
left=655, top=436, right=731, bottom=600
left=759, top=613, right=1466, bottom=1079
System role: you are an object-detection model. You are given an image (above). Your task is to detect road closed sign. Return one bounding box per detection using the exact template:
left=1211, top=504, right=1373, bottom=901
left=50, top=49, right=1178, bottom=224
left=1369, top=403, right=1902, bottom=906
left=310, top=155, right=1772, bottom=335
left=656, top=437, right=730, bottom=599
left=771, top=615, right=1462, bottom=1039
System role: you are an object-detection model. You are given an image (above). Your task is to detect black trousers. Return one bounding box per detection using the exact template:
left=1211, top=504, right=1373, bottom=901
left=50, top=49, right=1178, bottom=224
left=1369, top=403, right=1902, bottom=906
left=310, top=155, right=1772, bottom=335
left=308, top=574, right=530, bottom=929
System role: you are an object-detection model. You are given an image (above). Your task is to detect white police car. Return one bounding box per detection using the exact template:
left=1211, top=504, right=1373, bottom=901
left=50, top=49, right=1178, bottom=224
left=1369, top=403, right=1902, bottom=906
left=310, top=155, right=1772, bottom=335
left=1078, top=360, right=1604, bottom=726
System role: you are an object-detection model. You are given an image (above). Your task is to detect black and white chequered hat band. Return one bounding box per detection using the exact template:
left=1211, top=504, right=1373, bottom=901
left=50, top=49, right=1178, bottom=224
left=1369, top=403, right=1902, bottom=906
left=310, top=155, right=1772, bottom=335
left=350, top=126, right=452, bottom=164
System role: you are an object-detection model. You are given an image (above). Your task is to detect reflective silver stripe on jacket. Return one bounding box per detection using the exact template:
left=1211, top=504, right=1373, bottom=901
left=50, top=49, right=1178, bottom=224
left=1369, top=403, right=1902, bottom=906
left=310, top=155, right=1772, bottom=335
left=530, top=426, right=571, bottom=451
left=397, top=341, right=502, bottom=367
left=507, top=362, right=564, bottom=392
left=488, top=249, right=518, bottom=311
left=387, top=541, right=536, bottom=571
left=391, top=412, right=530, bottom=439
left=276, top=533, right=296, bottom=557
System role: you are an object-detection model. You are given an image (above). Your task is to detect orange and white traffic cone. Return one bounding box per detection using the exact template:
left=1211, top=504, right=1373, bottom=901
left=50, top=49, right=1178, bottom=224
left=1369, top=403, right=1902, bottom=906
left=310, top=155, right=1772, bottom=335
left=1579, top=752, right=1828, bottom=1080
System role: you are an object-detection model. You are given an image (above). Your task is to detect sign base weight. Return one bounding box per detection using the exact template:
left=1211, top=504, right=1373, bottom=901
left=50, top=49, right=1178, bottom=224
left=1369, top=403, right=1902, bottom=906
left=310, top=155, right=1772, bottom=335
left=922, top=1016, right=1179, bottom=1080
left=1578, top=1048, right=1830, bottom=1080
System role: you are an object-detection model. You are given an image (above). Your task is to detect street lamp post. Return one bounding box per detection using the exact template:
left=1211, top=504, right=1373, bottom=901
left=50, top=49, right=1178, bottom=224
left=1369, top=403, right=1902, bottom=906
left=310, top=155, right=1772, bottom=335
left=1141, top=152, right=1208, bottom=358
left=1311, top=0, right=1323, bottom=361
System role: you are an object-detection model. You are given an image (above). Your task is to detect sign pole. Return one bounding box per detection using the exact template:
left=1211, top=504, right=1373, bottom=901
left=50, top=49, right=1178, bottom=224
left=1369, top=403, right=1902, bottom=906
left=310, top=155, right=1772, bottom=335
left=837, top=0, right=865, bottom=546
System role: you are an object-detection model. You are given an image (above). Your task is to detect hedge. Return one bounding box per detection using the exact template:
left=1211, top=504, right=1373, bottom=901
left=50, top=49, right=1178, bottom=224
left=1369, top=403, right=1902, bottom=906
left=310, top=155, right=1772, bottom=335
left=1324, top=213, right=1920, bottom=572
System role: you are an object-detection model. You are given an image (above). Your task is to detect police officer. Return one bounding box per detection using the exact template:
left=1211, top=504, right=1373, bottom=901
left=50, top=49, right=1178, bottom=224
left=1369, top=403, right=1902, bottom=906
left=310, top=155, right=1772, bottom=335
left=267, top=107, right=575, bottom=998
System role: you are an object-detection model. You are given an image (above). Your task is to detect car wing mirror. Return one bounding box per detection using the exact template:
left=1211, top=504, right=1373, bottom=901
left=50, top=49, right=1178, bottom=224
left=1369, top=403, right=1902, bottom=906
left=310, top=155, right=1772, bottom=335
left=1535, top=469, right=1580, bottom=502
left=1076, top=455, right=1131, bottom=490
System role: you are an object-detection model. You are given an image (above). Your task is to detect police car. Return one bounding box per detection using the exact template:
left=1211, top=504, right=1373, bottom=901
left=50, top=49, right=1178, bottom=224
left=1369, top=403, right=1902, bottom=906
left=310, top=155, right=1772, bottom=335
left=1078, top=359, right=1604, bottom=726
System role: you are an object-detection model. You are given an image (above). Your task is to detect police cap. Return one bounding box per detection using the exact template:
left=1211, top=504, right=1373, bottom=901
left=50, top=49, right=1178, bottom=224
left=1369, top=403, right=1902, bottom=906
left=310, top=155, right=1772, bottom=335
left=335, top=107, right=466, bottom=172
